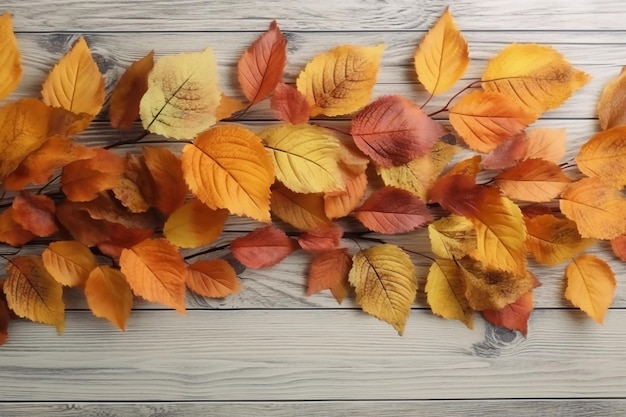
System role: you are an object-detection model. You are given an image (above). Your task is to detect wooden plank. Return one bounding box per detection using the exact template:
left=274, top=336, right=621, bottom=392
left=3, top=400, right=626, bottom=417
left=4, top=0, right=626, bottom=32
left=1, top=309, right=626, bottom=401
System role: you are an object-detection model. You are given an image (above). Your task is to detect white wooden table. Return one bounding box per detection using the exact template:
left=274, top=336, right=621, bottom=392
left=2, top=1, right=626, bottom=415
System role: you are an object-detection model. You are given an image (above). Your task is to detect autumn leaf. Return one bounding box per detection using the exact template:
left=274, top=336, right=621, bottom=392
left=3, top=256, right=65, bottom=332
left=425, top=259, right=473, bottom=328
left=351, top=95, right=448, bottom=167
left=449, top=90, right=535, bottom=153
left=483, top=133, right=528, bottom=170
left=84, top=266, right=133, bottom=330
left=482, top=44, right=590, bottom=118
left=323, top=171, right=368, bottom=219
left=271, top=82, right=310, bottom=124
left=298, top=226, right=343, bottom=253
left=560, top=177, right=626, bottom=240
left=522, top=128, right=567, bottom=163
left=182, top=125, right=274, bottom=222
left=55, top=200, right=113, bottom=247
left=482, top=290, right=534, bottom=336
left=230, top=225, right=299, bottom=269
left=119, top=238, right=187, bottom=313
left=525, top=214, right=595, bottom=265
left=186, top=259, right=242, bottom=298
left=0, top=12, right=22, bottom=101
left=260, top=123, right=344, bottom=193
left=297, top=44, right=384, bottom=117
left=414, top=7, right=469, bottom=95
left=495, top=159, right=571, bottom=202
left=307, top=248, right=352, bottom=304
left=428, top=215, right=477, bottom=259
left=349, top=244, right=416, bottom=335
left=42, top=240, right=98, bottom=287
left=112, top=154, right=155, bottom=214
left=576, top=126, right=626, bottom=188
left=441, top=155, right=482, bottom=182
left=271, top=185, right=333, bottom=232
left=61, top=148, right=126, bottom=202
left=354, top=187, right=433, bottom=234
left=216, top=94, right=247, bottom=121
left=565, top=254, right=616, bottom=324
left=143, top=146, right=187, bottom=215
left=238, top=20, right=286, bottom=104
left=11, top=192, right=58, bottom=237
left=109, top=51, right=155, bottom=129
left=140, top=48, right=221, bottom=139
left=41, top=37, right=105, bottom=117
left=164, top=199, right=228, bottom=249
left=610, top=234, right=626, bottom=261
left=597, top=66, right=626, bottom=129
left=0, top=208, right=35, bottom=247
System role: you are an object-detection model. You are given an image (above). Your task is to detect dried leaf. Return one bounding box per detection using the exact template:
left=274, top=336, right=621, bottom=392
left=110, top=51, right=155, bottom=129
left=61, top=148, right=126, bottom=202
left=323, top=171, right=368, bottom=219
left=112, top=154, right=155, bottom=214
left=143, top=146, right=187, bottom=215
left=55, top=200, right=114, bottom=247
left=96, top=223, right=154, bottom=260
left=0, top=208, right=35, bottom=247
left=441, top=155, right=482, bottom=181
left=522, top=128, right=566, bottom=163
left=610, top=234, right=626, bottom=261
left=41, top=37, right=105, bottom=116
left=216, top=94, right=247, bottom=120
left=298, top=226, right=343, bottom=253
left=296, top=44, right=384, bottom=117
left=428, top=215, right=477, bottom=259
left=11, top=192, right=58, bottom=237
left=576, top=126, right=626, bottom=188
left=349, top=244, right=416, bottom=335
left=42, top=240, right=98, bottom=287
left=483, top=133, right=528, bottom=170
left=565, top=254, right=616, bottom=324
left=84, top=266, right=133, bottom=330
left=495, top=159, right=571, bottom=202
left=425, top=259, right=473, bottom=328
left=482, top=290, right=534, bottom=336
left=597, top=66, right=626, bottom=129
left=164, top=199, right=228, bottom=249
left=271, top=82, right=310, bottom=124
left=0, top=289, right=9, bottom=346
left=271, top=185, right=333, bottom=232
left=0, top=12, right=22, bottom=101
left=186, top=259, right=241, bottom=298
left=307, top=248, right=352, bottom=304
left=230, top=225, right=299, bottom=269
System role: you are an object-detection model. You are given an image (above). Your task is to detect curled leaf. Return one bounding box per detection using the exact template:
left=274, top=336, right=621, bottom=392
left=11, top=192, right=58, bottom=237
left=143, top=146, right=187, bottom=215
left=323, top=171, right=368, bottom=219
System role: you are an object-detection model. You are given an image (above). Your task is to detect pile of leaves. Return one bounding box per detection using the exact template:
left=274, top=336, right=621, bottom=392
left=1, top=8, right=625, bottom=345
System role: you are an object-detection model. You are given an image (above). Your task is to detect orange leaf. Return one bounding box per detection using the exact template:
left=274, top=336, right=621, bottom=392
left=560, top=177, right=626, bottom=240
left=41, top=37, right=105, bottom=116
left=482, top=290, right=534, bottom=336
left=230, top=225, right=299, bottom=269
left=11, top=192, right=58, bottom=237
left=355, top=187, right=433, bottom=234
left=182, top=125, right=274, bottom=222
left=3, top=256, right=65, bottom=332
left=143, top=146, right=187, bottom=215
left=610, top=234, right=626, bottom=261
left=164, top=199, right=228, bottom=249
left=298, top=226, right=344, bottom=253
left=84, top=266, right=134, bottom=330
left=483, top=133, right=528, bottom=170
left=96, top=223, right=154, bottom=260
left=112, top=154, right=155, bottom=214
left=61, top=148, right=126, bottom=202
left=323, top=171, right=368, bottom=219
left=495, top=159, right=571, bottom=202
left=565, top=254, right=616, bottom=324
left=597, top=66, right=626, bottom=129
left=186, top=259, right=241, bottom=298
left=119, top=238, right=187, bottom=313
left=55, top=200, right=113, bottom=246
left=307, top=248, right=352, bottom=304
left=0, top=12, right=22, bottom=101
left=42, top=240, right=98, bottom=287
left=576, top=126, right=626, bottom=188
left=238, top=20, right=286, bottom=104
left=216, top=94, right=247, bottom=121
left=0, top=208, right=36, bottom=247
left=271, top=82, right=310, bottom=124
left=271, top=185, right=333, bottom=232
left=0, top=291, right=9, bottom=346
left=109, top=51, right=154, bottom=129
left=522, top=128, right=566, bottom=163
left=351, top=95, right=447, bottom=167
left=440, top=155, right=482, bottom=182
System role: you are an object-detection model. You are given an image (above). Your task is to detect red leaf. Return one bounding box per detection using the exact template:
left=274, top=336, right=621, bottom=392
left=109, top=51, right=154, bottom=129
left=483, top=133, right=528, bottom=170
left=351, top=95, right=447, bottom=167
left=355, top=187, right=433, bottom=234
left=307, top=248, right=352, bottom=304
left=298, top=226, right=344, bottom=253
left=230, top=225, right=299, bottom=269
left=237, top=20, right=287, bottom=104
left=0, top=208, right=35, bottom=247
left=611, top=234, right=626, bottom=261
left=271, top=82, right=310, bottom=124
left=482, top=290, right=534, bottom=337
left=12, top=192, right=58, bottom=237
left=0, top=284, right=10, bottom=346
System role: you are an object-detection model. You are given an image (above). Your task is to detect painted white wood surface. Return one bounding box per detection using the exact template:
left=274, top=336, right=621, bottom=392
left=1, top=0, right=626, bottom=415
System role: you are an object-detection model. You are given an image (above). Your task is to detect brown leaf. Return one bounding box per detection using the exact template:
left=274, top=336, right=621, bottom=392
left=271, top=185, right=333, bottom=232
left=0, top=291, right=10, bottom=346
left=230, top=225, right=299, bottom=269
left=61, top=148, right=126, bottom=202
left=483, top=133, right=528, bottom=170
left=298, top=226, right=344, bottom=253
left=271, top=82, right=310, bottom=124
left=597, top=66, right=626, bottom=129
left=186, top=259, right=242, bottom=298
left=307, top=248, right=352, bottom=304
left=84, top=266, right=134, bottom=330
left=495, top=159, right=571, bottom=202
left=143, top=146, right=187, bottom=215
left=0, top=208, right=35, bottom=247
left=11, top=192, right=58, bottom=237
left=42, top=240, right=98, bottom=287
left=482, top=290, right=534, bottom=336
left=110, top=51, right=155, bottom=129
left=56, top=200, right=114, bottom=247
left=96, top=223, right=154, bottom=260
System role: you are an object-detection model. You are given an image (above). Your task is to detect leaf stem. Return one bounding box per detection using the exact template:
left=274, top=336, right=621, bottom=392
left=427, top=79, right=482, bottom=117
left=184, top=243, right=231, bottom=261
left=312, top=123, right=352, bottom=136
left=104, top=129, right=151, bottom=150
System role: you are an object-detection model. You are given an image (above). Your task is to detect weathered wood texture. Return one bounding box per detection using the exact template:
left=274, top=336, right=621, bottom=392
left=2, top=0, right=626, bottom=415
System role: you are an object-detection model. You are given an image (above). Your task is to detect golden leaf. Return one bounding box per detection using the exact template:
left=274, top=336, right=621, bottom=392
left=576, top=126, right=626, bottom=188
left=428, top=215, right=477, bottom=259
left=0, top=12, right=22, bottom=101
left=164, top=199, right=228, bottom=249
left=307, top=248, right=352, bottom=304
left=109, top=51, right=155, bottom=129
left=42, top=240, right=98, bottom=287
left=425, top=259, right=473, bottom=328
left=565, top=254, right=616, bottom=324
left=271, top=184, right=333, bottom=232
left=84, top=266, right=133, bottom=331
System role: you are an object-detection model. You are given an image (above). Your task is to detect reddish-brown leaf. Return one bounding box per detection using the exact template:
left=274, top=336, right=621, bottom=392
left=351, top=95, right=447, bottom=167
left=271, top=82, right=310, bottom=124
left=271, top=184, right=334, bottom=232
left=109, top=51, right=155, bottom=129
left=237, top=20, right=286, bottom=104
left=143, top=146, right=187, bottom=215
left=307, top=248, right=352, bottom=304
left=0, top=293, right=9, bottom=346
left=96, top=223, right=154, bottom=259
left=495, top=159, right=571, bottom=202
left=12, top=192, right=58, bottom=237
left=482, top=290, right=534, bottom=336
left=61, top=148, right=126, bottom=202
left=483, top=133, right=528, bottom=170
left=611, top=234, right=626, bottom=261
left=439, top=155, right=482, bottom=183
left=355, top=186, right=433, bottom=234
left=231, top=225, right=299, bottom=269
left=186, top=259, right=242, bottom=298
left=56, top=200, right=112, bottom=246
left=298, top=226, right=344, bottom=253
left=0, top=208, right=35, bottom=247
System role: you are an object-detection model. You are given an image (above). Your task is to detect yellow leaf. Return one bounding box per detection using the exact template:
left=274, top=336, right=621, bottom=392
left=296, top=44, right=384, bottom=117
left=482, top=44, right=590, bottom=118
left=84, top=266, right=134, bottom=331
left=525, top=214, right=595, bottom=266
left=271, top=184, right=333, bottom=232
left=260, top=123, right=344, bottom=193
left=560, top=177, right=626, bottom=240
left=349, top=244, right=416, bottom=335
left=425, top=259, right=473, bottom=328
left=428, top=215, right=477, bottom=259
left=3, top=256, right=65, bottom=332
left=565, top=254, right=616, bottom=324
left=41, top=37, right=105, bottom=117
left=42, top=240, right=98, bottom=287
left=140, top=48, right=221, bottom=139
left=576, top=126, right=626, bottom=188
left=0, top=12, right=22, bottom=100
left=164, top=199, right=228, bottom=249
left=182, top=125, right=275, bottom=222
left=414, top=7, right=469, bottom=95
left=597, top=66, right=626, bottom=130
